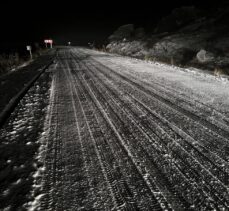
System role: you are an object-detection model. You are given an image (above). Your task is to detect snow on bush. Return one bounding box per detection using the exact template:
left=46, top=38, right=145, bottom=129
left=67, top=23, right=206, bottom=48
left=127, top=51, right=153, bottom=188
left=106, top=41, right=147, bottom=58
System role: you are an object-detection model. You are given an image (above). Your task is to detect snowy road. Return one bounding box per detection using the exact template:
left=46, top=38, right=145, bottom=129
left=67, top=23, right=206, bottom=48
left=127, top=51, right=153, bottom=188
left=37, top=47, right=229, bottom=210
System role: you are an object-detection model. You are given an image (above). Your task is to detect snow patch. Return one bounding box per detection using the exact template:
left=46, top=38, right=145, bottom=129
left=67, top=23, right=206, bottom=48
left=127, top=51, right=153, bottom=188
left=27, top=194, right=45, bottom=211
left=26, top=74, right=55, bottom=211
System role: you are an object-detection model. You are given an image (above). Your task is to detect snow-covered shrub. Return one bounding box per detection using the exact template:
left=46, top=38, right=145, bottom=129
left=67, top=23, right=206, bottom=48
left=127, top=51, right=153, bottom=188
left=106, top=40, right=147, bottom=58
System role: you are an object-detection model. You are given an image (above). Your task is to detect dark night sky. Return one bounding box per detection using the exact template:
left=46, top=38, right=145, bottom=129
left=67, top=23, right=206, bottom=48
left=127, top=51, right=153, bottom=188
left=0, top=0, right=226, bottom=52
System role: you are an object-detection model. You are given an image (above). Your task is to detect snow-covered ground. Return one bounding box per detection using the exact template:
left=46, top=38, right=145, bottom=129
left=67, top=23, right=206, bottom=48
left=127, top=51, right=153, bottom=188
left=0, top=68, right=52, bottom=211
left=82, top=47, right=229, bottom=114
left=38, top=47, right=229, bottom=210
left=1, top=47, right=229, bottom=210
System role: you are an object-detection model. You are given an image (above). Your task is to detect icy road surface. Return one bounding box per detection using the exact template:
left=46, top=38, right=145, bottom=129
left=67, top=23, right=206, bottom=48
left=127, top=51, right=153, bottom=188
left=37, top=48, right=229, bottom=210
